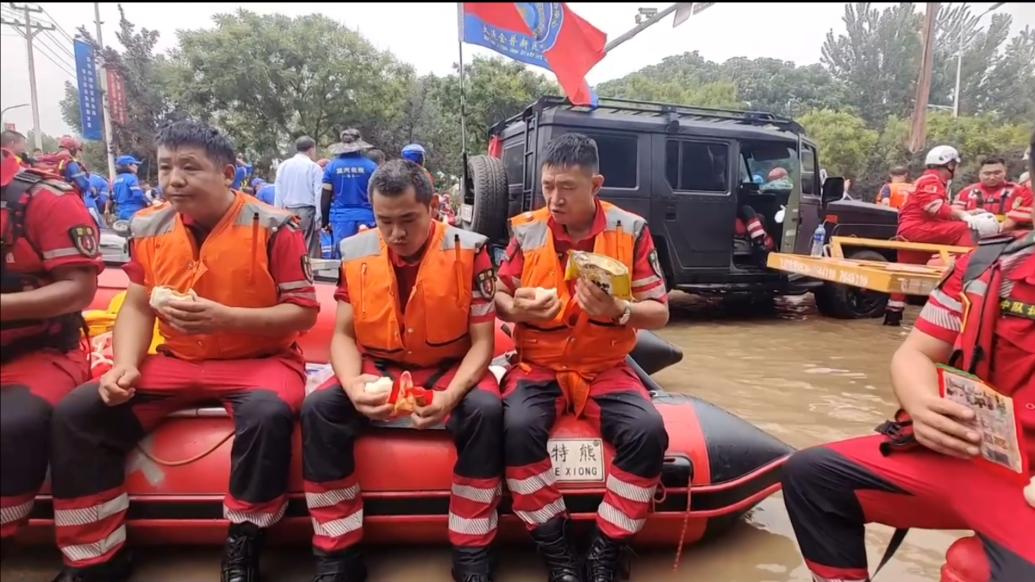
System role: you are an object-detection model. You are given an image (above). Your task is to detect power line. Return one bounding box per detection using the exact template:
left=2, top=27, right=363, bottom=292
left=38, top=5, right=75, bottom=44
left=37, top=28, right=75, bottom=61
left=32, top=39, right=76, bottom=79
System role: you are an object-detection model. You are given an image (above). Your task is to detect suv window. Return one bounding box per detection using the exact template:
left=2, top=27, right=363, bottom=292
left=584, top=133, right=637, bottom=189
left=502, top=145, right=523, bottom=186
left=665, top=140, right=728, bottom=192
left=740, top=142, right=798, bottom=192
left=801, top=144, right=817, bottom=196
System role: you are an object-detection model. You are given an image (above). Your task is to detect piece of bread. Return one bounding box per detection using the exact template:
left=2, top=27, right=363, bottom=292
left=565, top=251, right=632, bottom=299
left=534, top=287, right=558, bottom=302
left=149, top=286, right=198, bottom=309
left=363, top=376, right=393, bottom=396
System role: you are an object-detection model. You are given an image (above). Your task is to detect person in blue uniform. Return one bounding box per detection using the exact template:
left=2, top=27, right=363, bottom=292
left=321, top=128, right=377, bottom=257
left=231, top=157, right=253, bottom=190
left=253, top=178, right=276, bottom=205
left=112, top=155, right=147, bottom=221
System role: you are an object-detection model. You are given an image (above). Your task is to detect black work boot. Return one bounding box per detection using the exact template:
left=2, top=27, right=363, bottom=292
left=451, top=546, right=493, bottom=582
left=583, top=530, right=630, bottom=582
left=750, top=241, right=770, bottom=269
left=312, top=547, right=367, bottom=582
left=883, top=309, right=903, bottom=326
left=221, top=522, right=264, bottom=582
left=51, top=549, right=132, bottom=582
left=530, top=517, right=581, bottom=582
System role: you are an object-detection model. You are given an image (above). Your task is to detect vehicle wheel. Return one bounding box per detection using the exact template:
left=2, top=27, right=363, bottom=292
left=464, top=155, right=508, bottom=241
left=813, top=250, right=889, bottom=319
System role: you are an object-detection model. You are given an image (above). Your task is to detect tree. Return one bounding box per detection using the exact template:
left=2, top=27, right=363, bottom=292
left=799, top=109, right=878, bottom=181
left=931, top=6, right=1012, bottom=116
left=821, top=3, right=922, bottom=126
left=720, top=59, right=844, bottom=116
left=165, top=10, right=414, bottom=168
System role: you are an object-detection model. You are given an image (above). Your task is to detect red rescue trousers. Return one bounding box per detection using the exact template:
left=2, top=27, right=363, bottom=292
left=502, top=364, right=669, bottom=541
left=887, top=221, right=976, bottom=317
left=0, top=348, right=89, bottom=538
left=49, top=351, right=305, bottom=567
left=782, top=435, right=1035, bottom=582
left=301, top=358, right=502, bottom=554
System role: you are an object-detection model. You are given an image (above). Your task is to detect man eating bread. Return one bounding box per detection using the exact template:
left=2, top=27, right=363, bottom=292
left=301, top=159, right=502, bottom=582
left=48, top=120, right=318, bottom=582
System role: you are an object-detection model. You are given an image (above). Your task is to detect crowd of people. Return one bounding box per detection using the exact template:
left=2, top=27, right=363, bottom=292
left=0, top=116, right=1032, bottom=582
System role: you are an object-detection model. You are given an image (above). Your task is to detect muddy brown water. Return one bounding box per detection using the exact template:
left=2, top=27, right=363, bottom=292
left=1, top=293, right=963, bottom=581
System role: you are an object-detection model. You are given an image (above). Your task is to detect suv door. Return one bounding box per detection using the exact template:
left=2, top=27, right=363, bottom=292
left=651, top=134, right=737, bottom=276
left=792, top=142, right=822, bottom=255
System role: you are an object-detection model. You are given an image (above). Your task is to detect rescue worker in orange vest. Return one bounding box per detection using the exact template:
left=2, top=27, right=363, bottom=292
left=875, top=166, right=912, bottom=209
left=781, top=131, right=1035, bottom=582
left=302, top=159, right=501, bottom=582
left=1, top=148, right=101, bottom=542
left=495, top=134, right=670, bottom=582
left=884, top=145, right=1000, bottom=326
left=47, top=120, right=319, bottom=582
left=953, top=156, right=1026, bottom=220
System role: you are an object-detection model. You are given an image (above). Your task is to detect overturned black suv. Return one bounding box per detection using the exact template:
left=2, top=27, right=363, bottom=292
left=460, top=96, right=899, bottom=319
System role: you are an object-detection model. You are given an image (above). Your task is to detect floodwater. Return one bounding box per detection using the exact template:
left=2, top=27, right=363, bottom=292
left=1, top=293, right=963, bottom=581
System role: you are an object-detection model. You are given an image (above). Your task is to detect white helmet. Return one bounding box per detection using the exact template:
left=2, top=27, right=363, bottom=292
left=925, top=145, right=961, bottom=167
left=967, top=211, right=1001, bottom=238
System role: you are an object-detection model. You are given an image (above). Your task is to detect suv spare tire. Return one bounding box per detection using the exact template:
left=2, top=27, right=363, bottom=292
left=813, top=249, right=890, bottom=319
left=465, top=155, right=508, bottom=241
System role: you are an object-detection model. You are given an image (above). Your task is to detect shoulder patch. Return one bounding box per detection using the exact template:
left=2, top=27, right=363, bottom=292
left=648, top=249, right=664, bottom=280
left=68, top=225, right=99, bottom=257
left=477, top=268, right=496, bottom=298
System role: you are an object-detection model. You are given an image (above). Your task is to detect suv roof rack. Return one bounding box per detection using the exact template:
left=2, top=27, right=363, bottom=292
left=492, top=95, right=804, bottom=136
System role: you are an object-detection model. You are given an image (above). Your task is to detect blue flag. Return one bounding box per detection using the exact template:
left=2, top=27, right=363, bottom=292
left=74, top=39, right=103, bottom=141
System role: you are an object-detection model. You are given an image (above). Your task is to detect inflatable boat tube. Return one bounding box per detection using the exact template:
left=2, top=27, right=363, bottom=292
left=18, top=267, right=793, bottom=548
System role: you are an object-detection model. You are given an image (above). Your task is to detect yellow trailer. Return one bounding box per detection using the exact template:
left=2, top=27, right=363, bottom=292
left=767, top=236, right=972, bottom=297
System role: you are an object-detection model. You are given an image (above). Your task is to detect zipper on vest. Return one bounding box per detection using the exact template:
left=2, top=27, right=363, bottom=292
left=615, top=220, right=624, bottom=265
left=250, top=212, right=259, bottom=284
left=359, top=262, right=367, bottom=316
left=453, top=233, right=464, bottom=307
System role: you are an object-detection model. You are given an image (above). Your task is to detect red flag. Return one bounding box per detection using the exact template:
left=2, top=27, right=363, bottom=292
left=106, top=68, right=128, bottom=126
left=461, top=3, right=606, bottom=106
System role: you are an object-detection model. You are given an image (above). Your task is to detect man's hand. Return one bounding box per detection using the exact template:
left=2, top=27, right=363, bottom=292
left=157, top=297, right=234, bottom=335
left=905, top=395, right=981, bottom=459
left=575, top=279, right=623, bottom=321
left=343, top=374, right=394, bottom=421
left=99, top=364, right=140, bottom=406
left=411, top=388, right=461, bottom=430
left=511, top=287, right=561, bottom=323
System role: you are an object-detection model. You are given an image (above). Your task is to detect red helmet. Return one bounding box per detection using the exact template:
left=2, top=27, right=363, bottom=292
left=59, top=135, right=82, bottom=151
left=767, top=167, right=789, bottom=181
left=1, top=148, right=22, bottom=188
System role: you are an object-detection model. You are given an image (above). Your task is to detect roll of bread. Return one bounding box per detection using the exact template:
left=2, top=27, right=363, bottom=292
left=149, top=286, right=198, bottom=309
left=363, top=376, right=393, bottom=396
left=534, top=287, right=558, bottom=302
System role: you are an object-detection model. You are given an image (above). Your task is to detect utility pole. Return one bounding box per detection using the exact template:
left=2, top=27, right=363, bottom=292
left=909, top=3, right=939, bottom=153
left=1, top=3, right=55, bottom=150
left=606, top=3, right=715, bottom=53
left=94, top=2, right=116, bottom=179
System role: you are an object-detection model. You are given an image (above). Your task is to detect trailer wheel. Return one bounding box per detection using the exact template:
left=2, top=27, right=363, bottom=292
left=813, top=250, right=889, bottom=319
left=464, top=155, right=508, bottom=241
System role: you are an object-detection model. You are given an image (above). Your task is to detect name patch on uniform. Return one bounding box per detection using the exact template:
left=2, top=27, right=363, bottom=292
left=477, top=269, right=496, bottom=298
left=69, top=225, right=99, bottom=257
left=1000, top=298, right=1035, bottom=320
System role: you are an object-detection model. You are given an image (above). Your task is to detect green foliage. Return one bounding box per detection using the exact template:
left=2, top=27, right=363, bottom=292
left=799, top=109, right=878, bottom=179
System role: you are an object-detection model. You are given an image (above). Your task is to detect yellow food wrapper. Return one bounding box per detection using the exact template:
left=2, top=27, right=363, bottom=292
left=564, top=251, right=632, bottom=300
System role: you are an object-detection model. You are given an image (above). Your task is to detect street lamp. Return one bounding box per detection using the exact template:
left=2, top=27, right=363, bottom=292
left=953, top=2, right=1004, bottom=117
left=1, top=103, right=30, bottom=118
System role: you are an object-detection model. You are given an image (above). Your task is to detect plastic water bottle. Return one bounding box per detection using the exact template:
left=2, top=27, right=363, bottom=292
left=810, top=224, right=826, bottom=257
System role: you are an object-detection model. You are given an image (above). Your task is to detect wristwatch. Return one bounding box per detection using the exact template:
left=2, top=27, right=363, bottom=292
left=614, top=300, right=632, bottom=326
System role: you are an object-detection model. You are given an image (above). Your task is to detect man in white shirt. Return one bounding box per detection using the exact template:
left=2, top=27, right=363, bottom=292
left=275, top=135, right=324, bottom=257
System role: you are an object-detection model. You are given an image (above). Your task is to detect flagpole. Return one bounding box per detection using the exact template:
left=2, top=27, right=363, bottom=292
left=457, top=2, right=469, bottom=209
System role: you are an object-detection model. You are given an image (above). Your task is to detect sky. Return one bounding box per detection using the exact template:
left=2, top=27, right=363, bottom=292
left=2, top=2, right=1032, bottom=137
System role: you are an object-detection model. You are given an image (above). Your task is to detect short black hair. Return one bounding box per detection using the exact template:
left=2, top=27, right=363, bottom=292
left=1, top=130, right=26, bottom=147
left=889, top=166, right=908, bottom=177
left=369, top=159, right=433, bottom=204
left=366, top=148, right=385, bottom=165
left=979, top=156, right=1006, bottom=167
left=155, top=119, right=235, bottom=168
left=295, top=135, right=316, bottom=153
left=541, top=133, right=599, bottom=174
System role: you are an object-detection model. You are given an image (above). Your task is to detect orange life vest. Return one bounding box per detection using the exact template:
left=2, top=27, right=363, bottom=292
left=887, top=182, right=912, bottom=209
left=510, top=202, right=641, bottom=416
left=130, top=192, right=298, bottom=360
left=340, top=220, right=487, bottom=368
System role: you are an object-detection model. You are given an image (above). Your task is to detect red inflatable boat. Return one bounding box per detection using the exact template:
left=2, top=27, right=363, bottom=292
left=18, top=266, right=793, bottom=549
